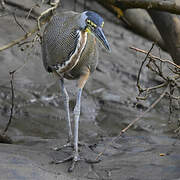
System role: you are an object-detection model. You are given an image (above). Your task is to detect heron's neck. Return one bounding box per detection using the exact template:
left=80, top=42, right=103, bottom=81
left=78, top=12, right=87, bottom=30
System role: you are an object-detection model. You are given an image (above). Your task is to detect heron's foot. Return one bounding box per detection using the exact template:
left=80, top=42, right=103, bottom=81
left=85, top=158, right=101, bottom=164
left=51, top=152, right=81, bottom=172
left=52, top=140, right=87, bottom=151
left=52, top=142, right=72, bottom=151
left=50, top=153, right=101, bottom=172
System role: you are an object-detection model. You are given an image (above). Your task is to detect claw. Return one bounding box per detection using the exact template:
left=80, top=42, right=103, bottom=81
left=50, top=152, right=81, bottom=172
left=68, top=159, right=76, bottom=172
left=50, top=140, right=99, bottom=172
left=68, top=153, right=80, bottom=172
left=51, top=155, right=74, bottom=164
left=52, top=142, right=73, bottom=151
left=52, top=141, right=87, bottom=151
left=85, top=158, right=101, bottom=164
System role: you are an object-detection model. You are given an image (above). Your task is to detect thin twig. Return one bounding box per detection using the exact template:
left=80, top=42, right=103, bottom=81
left=0, top=1, right=60, bottom=135
left=0, top=26, right=39, bottom=51
left=37, top=0, right=59, bottom=30
left=3, top=71, right=15, bottom=134
left=2, top=57, right=30, bottom=134
left=0, top=1, right=60, bottom=52
left=22, top=4, right=39, bottom=28
left=13, top=10, right=27, bottom=33
left=174, top=126, right=180, bottom=133
left=95, top=85, right=169, bottom=161
left=146, top=61, right=168, bottom=81
left=137, top=43, right=155, bottom=93
left=166, top=92, right=180, bottom=100
left=136, top=82, right=168, bottom=100
left=168, top=84, right=174, bottom=122
left=130, top=46, right=180, bottom=69
left=3, top=0, right=39, bottom=17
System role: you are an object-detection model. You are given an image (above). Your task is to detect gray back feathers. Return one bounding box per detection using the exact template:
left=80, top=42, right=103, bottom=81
left=41, top=11, right=98, bottom=79
left=42, top=12, right=81, bottom=71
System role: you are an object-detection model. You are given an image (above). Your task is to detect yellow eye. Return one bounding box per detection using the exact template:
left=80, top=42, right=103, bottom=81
left=86, top=19, right=97, bottom=28
left=91, top=22, right=97, bottom=28
left=87, top=19, right=91, bottom=24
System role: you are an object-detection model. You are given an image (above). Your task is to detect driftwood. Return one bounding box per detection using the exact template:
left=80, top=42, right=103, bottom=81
left=96, top=0, right=180, bottom=15
left=95, top=0, right=180, bottom=65
left=123, top=9, right=166, bottom=50
left=148, top=11, right=180, bottom=65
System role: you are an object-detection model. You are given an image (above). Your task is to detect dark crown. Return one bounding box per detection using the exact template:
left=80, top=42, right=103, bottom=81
left=85, top=11, right=104, bottom=27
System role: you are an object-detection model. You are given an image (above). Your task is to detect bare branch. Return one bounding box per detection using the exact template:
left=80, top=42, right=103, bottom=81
left=3, top=0, right=40, bottom=17
left=96, top=0, right=180, bottom=65
left=1, top=55, right=33, bottom=134
left=96, top=0, right=180, bottom=15
left=13, top=11, right=27, bottom=33
left=136, top=82, right=168, bottom=100
left=0, top=0, right=60, bottom=51
left=37, top=0, right=59, bottom=30
left=116, top=0, right=180, bottom=14
left=22, top=4, right=39, bottom=28
left=136, top=43, right=155, bottom=93
left=130, top=46, right=180, bottom=69
left=96, top=85, right=169, bottom=161
left=0, top=26, right=39, bottom=51
left=166, top=92, right=180, bottom=100
left=146, top=60, right=168, bottom=81
left=3, top=71, right=15, bottom=134
left=130, top=45, right=180, bottom=102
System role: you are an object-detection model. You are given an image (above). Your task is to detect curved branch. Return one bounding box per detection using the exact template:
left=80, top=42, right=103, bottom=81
left=0, top=0, right=60, bottom=52
left=116, top=0, right=180, bottom=15
left=0, top=26, right=38, bottom=51
left=96, top=0, right=180, bottom=15
left=129, top=46, right=180, bottom=69
left=96, top=85, right=169, bottom=161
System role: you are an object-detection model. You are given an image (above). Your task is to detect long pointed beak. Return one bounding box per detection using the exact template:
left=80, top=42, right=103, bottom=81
left=94, top=27, right=111, bottom=52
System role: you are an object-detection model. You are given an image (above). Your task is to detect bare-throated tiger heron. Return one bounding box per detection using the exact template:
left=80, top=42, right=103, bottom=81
left=41, top=10, right=110, bottom=172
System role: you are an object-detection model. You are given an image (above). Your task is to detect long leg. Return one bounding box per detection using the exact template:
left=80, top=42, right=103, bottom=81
left=53, top=78, right=73, bottom=151
left=52, top=69, right=91, bottom=171
left=68, top=69, right=90, bottom=172
left=60, top=78, right=72, bottom=142
left=51, top=73, right=73, bottom=151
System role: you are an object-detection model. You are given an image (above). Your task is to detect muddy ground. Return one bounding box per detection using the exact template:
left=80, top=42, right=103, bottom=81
left=0, top=0, right=180, bottom=179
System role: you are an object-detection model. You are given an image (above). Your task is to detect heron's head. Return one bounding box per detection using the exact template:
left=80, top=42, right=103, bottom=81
left=80, top=11, right=111, bottom=52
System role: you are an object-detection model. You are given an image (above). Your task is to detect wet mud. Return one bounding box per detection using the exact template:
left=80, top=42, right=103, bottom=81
left=0, top=0, right=180, bottom=179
